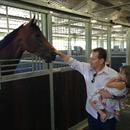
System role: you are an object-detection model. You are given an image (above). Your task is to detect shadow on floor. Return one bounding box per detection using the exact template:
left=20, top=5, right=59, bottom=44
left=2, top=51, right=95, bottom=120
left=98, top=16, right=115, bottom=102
left=116, top=109, right=130, bottom=130
left=82, top=107, right=130, bottom=130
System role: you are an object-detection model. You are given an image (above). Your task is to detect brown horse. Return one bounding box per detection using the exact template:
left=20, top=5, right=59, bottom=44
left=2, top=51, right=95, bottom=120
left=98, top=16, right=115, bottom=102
left=0, top=18, right=56, bottom=75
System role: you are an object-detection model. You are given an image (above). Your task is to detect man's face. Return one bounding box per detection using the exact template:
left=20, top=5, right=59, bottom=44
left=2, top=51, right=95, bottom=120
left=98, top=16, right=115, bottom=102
left=89, top=51, right=104, bottom=70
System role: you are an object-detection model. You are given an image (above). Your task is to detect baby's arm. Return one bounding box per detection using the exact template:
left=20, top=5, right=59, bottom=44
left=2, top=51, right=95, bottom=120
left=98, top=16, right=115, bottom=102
left=89, top=93, right=104, bottom=110
left=106, top=77, right=126, bottom=90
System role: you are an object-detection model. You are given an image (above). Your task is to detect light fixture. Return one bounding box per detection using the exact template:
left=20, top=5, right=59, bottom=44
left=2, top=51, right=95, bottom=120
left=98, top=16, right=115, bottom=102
left=91, top=20, right=97, bottom=23
left=112, top=25, right=122, bottom=28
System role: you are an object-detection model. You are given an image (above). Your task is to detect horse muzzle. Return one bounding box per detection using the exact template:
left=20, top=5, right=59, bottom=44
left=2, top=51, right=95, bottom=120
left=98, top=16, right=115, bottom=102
left=44, top=52, right=57, bottom=63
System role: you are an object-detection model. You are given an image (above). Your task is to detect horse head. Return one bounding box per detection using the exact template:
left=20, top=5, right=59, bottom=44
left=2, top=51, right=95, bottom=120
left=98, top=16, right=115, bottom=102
left=17, top=17, right=56, bottom=63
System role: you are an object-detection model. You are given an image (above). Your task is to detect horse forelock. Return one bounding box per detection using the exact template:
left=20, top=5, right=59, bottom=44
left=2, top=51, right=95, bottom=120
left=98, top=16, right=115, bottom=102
left=0, top=25, right=23, bottom=49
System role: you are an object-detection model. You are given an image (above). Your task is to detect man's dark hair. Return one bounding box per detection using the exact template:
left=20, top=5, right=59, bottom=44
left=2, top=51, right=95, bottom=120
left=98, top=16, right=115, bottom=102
left=92, top=47, right=107, bottom=62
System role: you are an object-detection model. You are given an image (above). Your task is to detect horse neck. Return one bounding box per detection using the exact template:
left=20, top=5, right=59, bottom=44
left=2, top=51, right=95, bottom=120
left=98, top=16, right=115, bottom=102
left=0, top=40, right=24, bottom=60
left=0, top=40, right=24, bottom=75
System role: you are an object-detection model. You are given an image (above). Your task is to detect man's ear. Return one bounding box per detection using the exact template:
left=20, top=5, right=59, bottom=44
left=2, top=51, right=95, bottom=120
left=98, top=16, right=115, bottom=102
left=100, top=58, right=105, bottom=64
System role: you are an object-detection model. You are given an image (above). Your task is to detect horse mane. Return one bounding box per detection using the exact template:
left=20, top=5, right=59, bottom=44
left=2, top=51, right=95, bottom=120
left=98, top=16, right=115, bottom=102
left=0, top=25, right=23, bottom=49
left=31, top=22, right=41, bottom=32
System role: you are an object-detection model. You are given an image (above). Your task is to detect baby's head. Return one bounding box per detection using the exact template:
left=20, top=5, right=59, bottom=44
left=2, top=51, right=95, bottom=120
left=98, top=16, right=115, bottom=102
left=119, top=65, right=130, bottom=88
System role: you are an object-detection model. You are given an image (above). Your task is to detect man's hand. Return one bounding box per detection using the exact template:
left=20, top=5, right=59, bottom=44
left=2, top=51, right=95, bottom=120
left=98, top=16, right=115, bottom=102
left=55, top=50, right=70, bottom=62
left=98, top=88, right=112, bottom=98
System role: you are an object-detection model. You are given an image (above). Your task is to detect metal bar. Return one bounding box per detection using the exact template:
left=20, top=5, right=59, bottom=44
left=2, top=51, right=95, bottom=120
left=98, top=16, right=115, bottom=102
left=126, top=28, right=130, bottom=65
left=0, top=66, right=72, bottom=83
left=67, top=119, right=88, bottom=130
left=0, top=0, right=49, bottom=14
left=0, top=70, right=50, bottom=83
left=47, top=13, right=55, bottom=130
left=107, top=25, right=112, bottom=66
left=0, top=64, right=1, bottom=90
left=85, top=21, right=92, bottom=62
left=49, top=68, right=55, bottom=130
left=92, top=2, right=130, bottom=13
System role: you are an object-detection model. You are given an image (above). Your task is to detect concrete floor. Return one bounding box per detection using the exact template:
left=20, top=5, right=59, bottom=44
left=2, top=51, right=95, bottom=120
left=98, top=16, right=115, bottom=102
left=79, top=100, right=130, bottom=130
left=69, top=96, right=130, bottom=130
left=116, top=106, right=130, bottom=130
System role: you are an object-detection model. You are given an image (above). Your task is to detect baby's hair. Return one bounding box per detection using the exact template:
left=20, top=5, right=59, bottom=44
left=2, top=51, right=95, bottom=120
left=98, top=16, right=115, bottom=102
left=120, top=65, right=130, bottom=88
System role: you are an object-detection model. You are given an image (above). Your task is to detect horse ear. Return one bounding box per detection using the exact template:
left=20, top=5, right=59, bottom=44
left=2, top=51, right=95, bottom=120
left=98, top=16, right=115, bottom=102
left=26, top=16, right=37, bottom=28
left=31, top=16, right=37, bottom=25
left=32, top=16, right=35, bottom=23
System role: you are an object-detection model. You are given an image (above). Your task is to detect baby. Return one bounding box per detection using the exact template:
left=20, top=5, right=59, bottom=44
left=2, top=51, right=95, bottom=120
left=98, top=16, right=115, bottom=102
left=89, top=65, right=130, bottom=122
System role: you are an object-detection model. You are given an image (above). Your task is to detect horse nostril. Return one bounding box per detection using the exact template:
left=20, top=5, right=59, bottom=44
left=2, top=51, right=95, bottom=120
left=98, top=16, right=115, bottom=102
left=44, top=56, right=52, bottom=63
left=51, top=52, right=57, bottom=61
left=44, top=52, right=57, bottom=63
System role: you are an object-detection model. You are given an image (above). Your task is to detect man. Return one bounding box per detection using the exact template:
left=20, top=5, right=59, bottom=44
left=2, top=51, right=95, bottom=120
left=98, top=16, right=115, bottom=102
left=55, top=47, right=118, bottom=130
